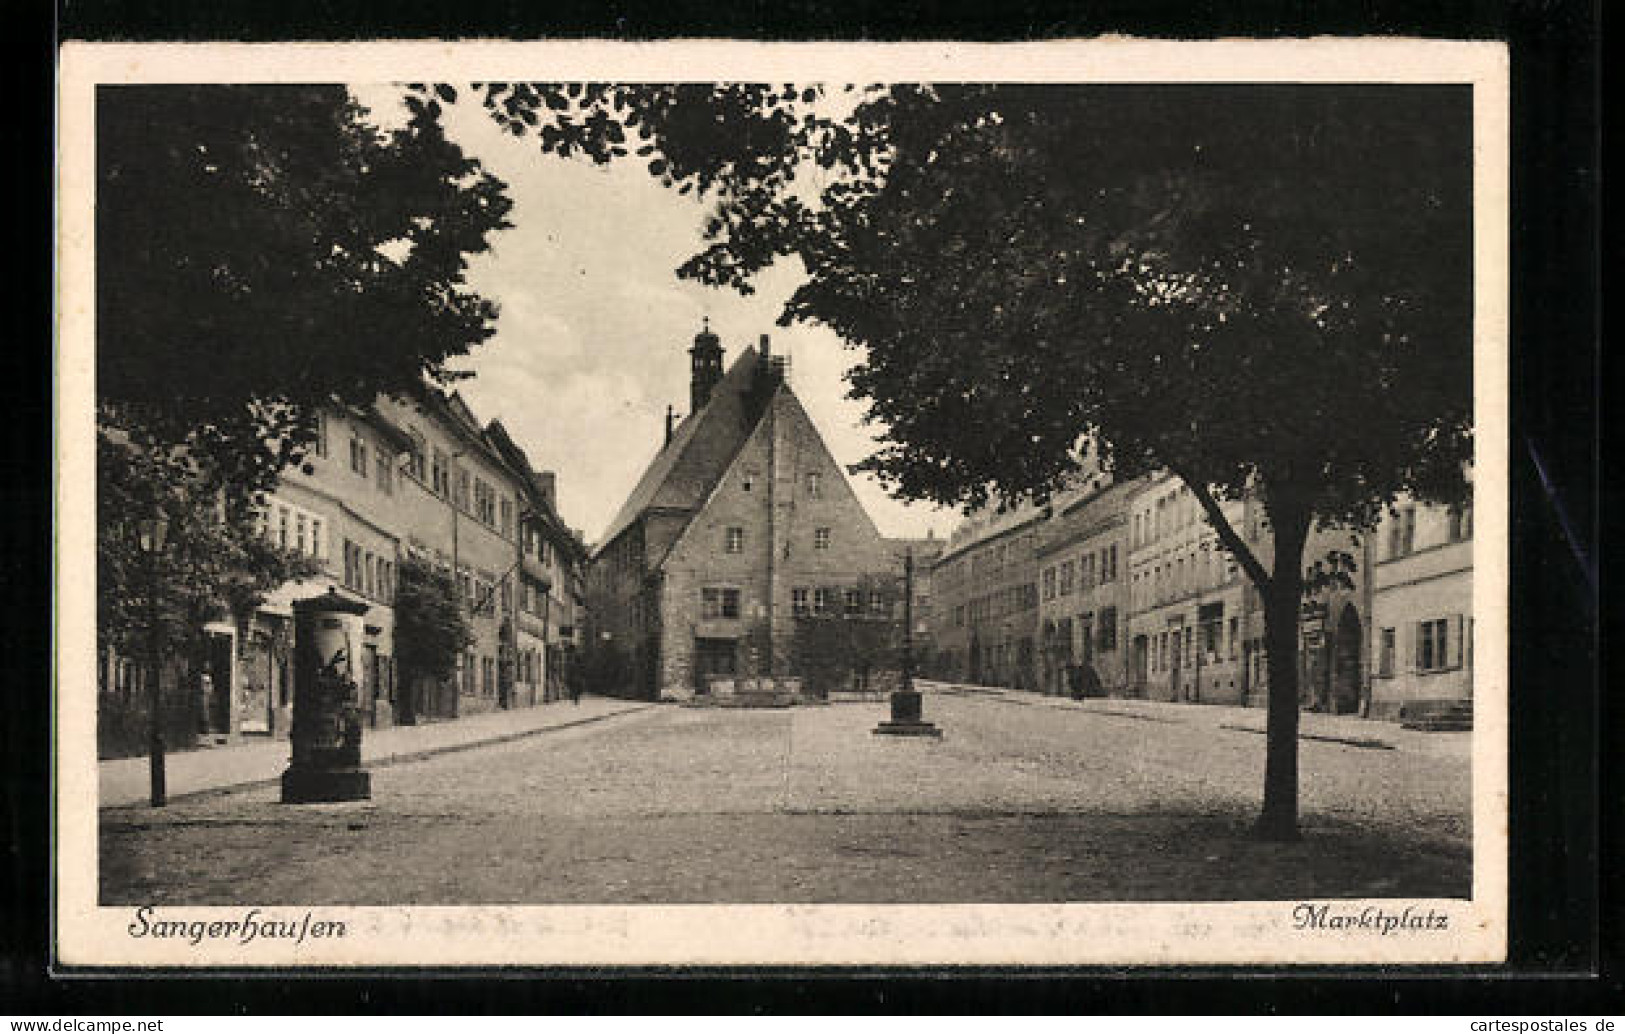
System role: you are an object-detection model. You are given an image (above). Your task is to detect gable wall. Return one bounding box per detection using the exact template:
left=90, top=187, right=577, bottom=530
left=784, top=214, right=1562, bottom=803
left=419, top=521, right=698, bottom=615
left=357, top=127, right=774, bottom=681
left=657, top=387, right=901, bottom=697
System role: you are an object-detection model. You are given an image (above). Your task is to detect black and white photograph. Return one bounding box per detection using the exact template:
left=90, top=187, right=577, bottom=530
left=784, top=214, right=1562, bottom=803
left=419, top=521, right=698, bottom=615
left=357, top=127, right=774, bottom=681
left=55, top=40, right=1508, bottom=968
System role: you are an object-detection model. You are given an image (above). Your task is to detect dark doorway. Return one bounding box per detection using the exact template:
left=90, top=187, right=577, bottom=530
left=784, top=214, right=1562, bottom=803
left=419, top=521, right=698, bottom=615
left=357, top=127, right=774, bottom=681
left=239, top=631, right=274, bottom=735
left=1331, top=603, right=1364, bottom=715
left=363, top=643, right=381, bottom=726
left=205, top=630, right=234, bottom=734
left=693, top=637, right=737, bottom=694
left=1132, top=635, right=1149, bottom=694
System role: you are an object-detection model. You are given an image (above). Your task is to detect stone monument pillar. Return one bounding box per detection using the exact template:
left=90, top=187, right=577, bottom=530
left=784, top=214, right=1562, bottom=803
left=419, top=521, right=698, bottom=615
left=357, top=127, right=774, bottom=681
left=281, top=588, right=372, bottom=803
left=874, top=549, right=941, bottom=738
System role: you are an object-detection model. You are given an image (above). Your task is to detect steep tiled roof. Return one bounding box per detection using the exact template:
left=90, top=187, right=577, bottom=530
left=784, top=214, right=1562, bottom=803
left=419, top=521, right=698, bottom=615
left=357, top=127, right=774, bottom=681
left=593, top=345, right=766, bottom=559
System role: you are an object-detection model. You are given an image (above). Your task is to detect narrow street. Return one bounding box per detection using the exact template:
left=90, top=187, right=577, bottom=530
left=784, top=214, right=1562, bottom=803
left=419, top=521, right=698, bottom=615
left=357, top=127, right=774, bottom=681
left=101, top=689, right=1471, bottom=905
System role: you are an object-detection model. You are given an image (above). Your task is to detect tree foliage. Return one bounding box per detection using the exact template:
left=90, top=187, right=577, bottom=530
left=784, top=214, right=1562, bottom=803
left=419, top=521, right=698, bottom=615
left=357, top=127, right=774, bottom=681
left=431, top=81, right=1473, bottom=837
left=97, top=84, right=514, bottom=499
left=97, top=85, right=513, bottom=686
left=97, top=421, right=322, bottom=669
left=393, top=556, right=474, bottom=684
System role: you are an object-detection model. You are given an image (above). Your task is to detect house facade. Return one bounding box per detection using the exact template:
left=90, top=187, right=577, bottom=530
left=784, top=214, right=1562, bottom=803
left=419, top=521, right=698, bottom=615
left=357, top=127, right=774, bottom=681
left=106, top=383, right=592, bottom=760
left=1035, top=475, right=1140, bottom=697
left=1367, top=496, right=1474, bottom=719
left=1230, top=497, right=1375, bottom=715
left=1124, top=473, right=1250, bottom=704
left=587, top=326, right=905, bottom=701
left=929, top=502, right=1044, bottom=691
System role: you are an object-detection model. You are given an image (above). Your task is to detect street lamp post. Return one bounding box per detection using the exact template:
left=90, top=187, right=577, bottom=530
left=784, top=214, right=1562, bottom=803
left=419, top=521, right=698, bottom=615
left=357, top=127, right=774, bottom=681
left=137, top=514, right=169, bottom=807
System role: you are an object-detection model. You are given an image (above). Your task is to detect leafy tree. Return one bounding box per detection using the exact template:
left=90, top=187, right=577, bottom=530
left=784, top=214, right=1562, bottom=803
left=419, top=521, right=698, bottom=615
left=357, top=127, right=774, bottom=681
left=393, top=556, right=474, bottom=685
left=425, top=82, right=1471, bottom=838
left=97, top=84, right=514, bottom=499
left=97, top=423, right=322, bottom=682
left=97, top=85, right=512, bottom=692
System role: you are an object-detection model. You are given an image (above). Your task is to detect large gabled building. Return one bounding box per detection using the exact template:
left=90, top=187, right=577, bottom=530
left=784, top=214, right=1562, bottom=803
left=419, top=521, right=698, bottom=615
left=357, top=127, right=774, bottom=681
left=587, top=324, right=905, bottom=701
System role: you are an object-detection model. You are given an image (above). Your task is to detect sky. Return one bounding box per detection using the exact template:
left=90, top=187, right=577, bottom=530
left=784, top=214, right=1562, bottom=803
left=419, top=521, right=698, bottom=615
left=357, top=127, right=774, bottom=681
left=351, top=85, right=955, bottom=547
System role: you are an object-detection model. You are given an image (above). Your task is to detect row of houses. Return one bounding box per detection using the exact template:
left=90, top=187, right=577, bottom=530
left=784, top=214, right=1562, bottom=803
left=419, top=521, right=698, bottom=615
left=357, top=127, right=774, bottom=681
left=98, top=383, right=589, bottom=758
left=927, top=469, right=1475, bottom=721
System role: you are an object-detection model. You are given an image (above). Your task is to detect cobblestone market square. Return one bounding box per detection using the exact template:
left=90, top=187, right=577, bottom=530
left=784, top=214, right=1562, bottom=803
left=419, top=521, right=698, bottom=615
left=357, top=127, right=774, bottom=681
left=100, top=687, right=1470, bottom=905
left=72, top=66, right=1505, bottom=970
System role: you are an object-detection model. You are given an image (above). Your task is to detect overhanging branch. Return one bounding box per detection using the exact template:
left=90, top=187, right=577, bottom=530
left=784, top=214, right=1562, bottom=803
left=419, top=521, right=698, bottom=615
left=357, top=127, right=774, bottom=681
left=1172, top=470, right=1272, bottom=591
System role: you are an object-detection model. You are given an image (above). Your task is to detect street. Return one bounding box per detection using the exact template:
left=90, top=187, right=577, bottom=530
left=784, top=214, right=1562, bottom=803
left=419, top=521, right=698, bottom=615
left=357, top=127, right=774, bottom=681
left=101, top=688, right=1471, bottom=905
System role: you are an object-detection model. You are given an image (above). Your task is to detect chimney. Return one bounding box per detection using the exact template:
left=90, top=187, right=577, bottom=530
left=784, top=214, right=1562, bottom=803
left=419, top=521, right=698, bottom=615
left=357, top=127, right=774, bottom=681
left=689, top=317, right=724, bottom=414
left=759, top=333, right=771, bottom=358
left=664, top=404, right=676, bottom=446
left=535, top=471, right=556, bottom=510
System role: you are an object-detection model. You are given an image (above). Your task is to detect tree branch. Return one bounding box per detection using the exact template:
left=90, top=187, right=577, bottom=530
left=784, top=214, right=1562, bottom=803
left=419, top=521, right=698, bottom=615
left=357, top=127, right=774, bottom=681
left=1173, top=470, right=1272, bottom=591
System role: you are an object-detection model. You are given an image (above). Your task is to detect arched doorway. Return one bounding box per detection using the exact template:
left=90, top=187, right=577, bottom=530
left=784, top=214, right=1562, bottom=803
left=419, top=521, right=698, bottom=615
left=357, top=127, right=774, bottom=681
left=1330, top=603, right=1363, bottom=715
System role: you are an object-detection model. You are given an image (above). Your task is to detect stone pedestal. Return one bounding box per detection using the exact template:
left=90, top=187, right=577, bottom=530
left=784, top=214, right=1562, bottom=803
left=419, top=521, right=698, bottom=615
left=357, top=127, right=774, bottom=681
left=282, top=589, right=372, bottom=804
left=873, top=688, right=942, bottom=738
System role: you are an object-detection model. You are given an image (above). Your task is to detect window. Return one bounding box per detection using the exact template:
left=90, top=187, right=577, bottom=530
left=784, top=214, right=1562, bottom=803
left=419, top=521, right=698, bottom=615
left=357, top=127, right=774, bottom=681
left=1059, top=560, right=1074, bottom=595
left=806, top=472, right=822, bottom=498
left=278, top=506, right=290, bottom=549
left=725, top=527, right=745, bottom=554
left=1415, top=616, right=1462, bottom=673
left=1389, top=506, right=1417, bottom=558
left=1098, top=607, right=1118, bottom=651
left=295, top=514, right=307, bottom=554
left=350, top=435, right=369, bottom=478
left=475, top=478, right=495, bottom=525
left=432, top=449, right=450, bottom=497
left=1448, top=505, right=1472, bottom=542
left=870, top=590, right=887, bottom=616
left=792, top=587, right=810, bottom=617
left=843, top=589, right=862, bottom=617
left=741, top=473, right=754, bottom=493
left=309, top=518, right=323, bottom=559
left=701, top=587, right=741, bottom=619
left=813, top=587, right=833, bottom=616
left=500, top=498, right=513, bottom=538
left=376, top=451, right=393, bottom=494
left=456, top=468, right=471, bottom=511
left=1107, top=544, right=1118, bottom=582
left=407, top=429, right=427, bottom=481
left=1377, top=627, right=1396, bottom=677
left=1042, top=567, right=1056, bottom=600
left=814, top=527, right=831, bottom=550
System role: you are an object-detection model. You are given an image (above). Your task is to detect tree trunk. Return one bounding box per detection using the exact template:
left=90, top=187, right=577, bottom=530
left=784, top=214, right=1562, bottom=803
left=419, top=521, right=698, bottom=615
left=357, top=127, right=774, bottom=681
left=1256, top=510, right=1309, bottom=841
